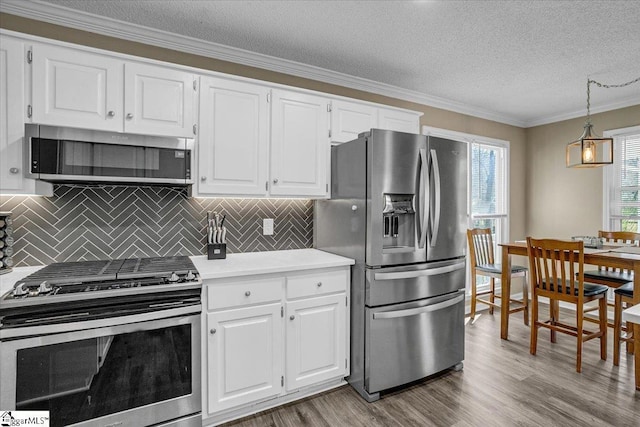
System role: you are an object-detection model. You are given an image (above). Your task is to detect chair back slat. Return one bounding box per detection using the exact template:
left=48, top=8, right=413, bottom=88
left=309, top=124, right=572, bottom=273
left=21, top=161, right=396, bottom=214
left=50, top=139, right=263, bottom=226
left=598, top=230, right=640, bottom=273
left=527, top=237, right=584, bottom=302
left=467, top=228, right=495, bottom=267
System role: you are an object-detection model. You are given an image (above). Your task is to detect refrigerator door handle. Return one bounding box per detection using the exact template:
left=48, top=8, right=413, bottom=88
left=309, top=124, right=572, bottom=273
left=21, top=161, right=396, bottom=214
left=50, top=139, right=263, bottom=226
left=373, top=292, right=464, bottom=319
left=373, top=261, right=465, bottom=281
left=418, top=148, right=429, bottom=248
left=429, top=148, right=441, bottom=247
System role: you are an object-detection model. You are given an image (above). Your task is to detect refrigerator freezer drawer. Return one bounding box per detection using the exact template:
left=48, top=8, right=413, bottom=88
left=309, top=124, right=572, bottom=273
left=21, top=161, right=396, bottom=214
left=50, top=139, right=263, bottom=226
left=364, top=291, right=464, bottom=394
left=366, top=259, right=465, bottom=307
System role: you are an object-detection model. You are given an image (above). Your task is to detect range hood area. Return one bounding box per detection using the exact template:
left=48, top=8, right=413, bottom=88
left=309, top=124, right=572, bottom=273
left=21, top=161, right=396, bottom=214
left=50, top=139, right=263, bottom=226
left=25, top=124, right=194, bottom=187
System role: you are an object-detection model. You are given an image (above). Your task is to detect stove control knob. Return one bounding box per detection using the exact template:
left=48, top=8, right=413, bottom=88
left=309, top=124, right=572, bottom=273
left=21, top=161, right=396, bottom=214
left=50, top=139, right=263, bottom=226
left=168, top=272, right=180, bottom=283
left=38, top=281, right=53, bottom=294
left=185, top=270, right=196, bottom=281
left=13, top=282, right=28, bottom=297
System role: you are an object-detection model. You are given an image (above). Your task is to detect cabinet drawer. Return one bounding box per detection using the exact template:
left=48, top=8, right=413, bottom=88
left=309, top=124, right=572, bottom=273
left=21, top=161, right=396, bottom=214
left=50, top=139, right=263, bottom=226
left=208, top=277, right=283, bottom=310
left=286, top=269, right=347, bottom=299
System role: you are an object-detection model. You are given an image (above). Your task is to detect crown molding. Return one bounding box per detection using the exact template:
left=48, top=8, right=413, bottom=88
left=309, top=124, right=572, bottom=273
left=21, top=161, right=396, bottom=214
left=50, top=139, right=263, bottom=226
left=525, top=96, right=640, bottom=128
left=3, top=1, right=635, bottom=129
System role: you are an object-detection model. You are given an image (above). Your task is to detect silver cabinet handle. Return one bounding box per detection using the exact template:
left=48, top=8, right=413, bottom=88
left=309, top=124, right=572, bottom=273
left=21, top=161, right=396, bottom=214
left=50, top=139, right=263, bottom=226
left=9, top=167, right=19, bottom=174
left=107, top=110, right=115, bottom=117
left=245, top=291, right=251, bottom=296
left=210, top=328, right=216, bottom=334
left=290, top=315, right=295, bottom=320
left=273, top=178, right=278, bottom=184
left=374, top=261, right=465, bottom=281
left=317, top=282, right=322, bottom=287
left=200, top=176, right=206, bottom=182
left=373, top=293, right=464, bottom=320
left=126, top=113, right=133, bottom=120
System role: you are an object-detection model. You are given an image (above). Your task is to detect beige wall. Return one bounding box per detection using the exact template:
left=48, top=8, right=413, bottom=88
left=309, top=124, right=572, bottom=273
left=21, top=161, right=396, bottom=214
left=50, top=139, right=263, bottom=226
left=525, top=105, right=640, bottom=239
left=1, top=12, right=528, bottom=239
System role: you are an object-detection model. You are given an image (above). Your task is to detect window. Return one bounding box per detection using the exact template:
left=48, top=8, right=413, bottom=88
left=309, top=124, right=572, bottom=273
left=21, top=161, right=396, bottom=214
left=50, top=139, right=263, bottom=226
left=603, top=126, right=640, bottom=231
left=423, top=126, right=509, bottom=290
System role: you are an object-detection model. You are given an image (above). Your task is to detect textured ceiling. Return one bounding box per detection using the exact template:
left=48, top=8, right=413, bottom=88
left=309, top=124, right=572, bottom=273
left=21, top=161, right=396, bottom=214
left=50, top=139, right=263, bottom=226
left=8, top=0, right=640, bottom=127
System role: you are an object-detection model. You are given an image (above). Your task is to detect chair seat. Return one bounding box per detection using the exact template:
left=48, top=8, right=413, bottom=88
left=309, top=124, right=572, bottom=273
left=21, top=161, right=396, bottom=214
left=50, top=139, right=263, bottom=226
left=583, top=269, right=633, bottom=284
left=614, top=282, right=634, bottom=298
left=476, top=263, right=527, bottom=275
left=541, top=280, right=609, bottom=297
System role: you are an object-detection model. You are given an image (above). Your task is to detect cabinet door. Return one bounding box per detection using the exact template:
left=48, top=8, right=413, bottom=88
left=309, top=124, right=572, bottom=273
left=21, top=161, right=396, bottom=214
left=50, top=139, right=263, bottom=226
left=207, top=303, right=282, bottom=414
left=330, top=100, right=377, bottom=144
left=378, top=108, right=420, bottom=134
left=270, top=90, right=329, bottom=197
left=0, top=38, right=51, bottom=195
left=124, top=63, right=195, bottom=137
left=285, top=293, right=346, bottom=391
left=32, top=44, right=123, bottom=132
left=198, top=77, right=269, bottom=196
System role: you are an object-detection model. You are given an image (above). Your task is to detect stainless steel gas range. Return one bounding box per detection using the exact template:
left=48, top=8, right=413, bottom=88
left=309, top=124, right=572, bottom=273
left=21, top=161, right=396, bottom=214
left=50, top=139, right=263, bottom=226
left=0, top=256, right=202, bottom=427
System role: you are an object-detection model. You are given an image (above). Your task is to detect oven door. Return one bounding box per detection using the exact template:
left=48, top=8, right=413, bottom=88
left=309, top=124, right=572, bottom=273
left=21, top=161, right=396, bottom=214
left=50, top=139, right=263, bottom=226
left=0, top=307, right=201, bottom=427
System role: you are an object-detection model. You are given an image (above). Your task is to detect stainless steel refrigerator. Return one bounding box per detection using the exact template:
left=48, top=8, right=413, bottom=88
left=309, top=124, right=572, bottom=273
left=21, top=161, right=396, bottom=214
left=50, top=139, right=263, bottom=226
left=315, top=129, right=467, bottom=402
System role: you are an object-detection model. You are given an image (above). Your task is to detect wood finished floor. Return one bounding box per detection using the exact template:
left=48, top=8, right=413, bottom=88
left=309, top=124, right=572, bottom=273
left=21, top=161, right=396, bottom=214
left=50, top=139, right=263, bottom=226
left=221, top=306, right=640, bottom=427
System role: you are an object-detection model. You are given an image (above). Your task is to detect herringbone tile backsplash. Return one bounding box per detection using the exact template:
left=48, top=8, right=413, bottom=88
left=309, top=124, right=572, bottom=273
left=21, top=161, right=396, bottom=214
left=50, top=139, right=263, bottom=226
left=0, top=185, right=313, bottom=267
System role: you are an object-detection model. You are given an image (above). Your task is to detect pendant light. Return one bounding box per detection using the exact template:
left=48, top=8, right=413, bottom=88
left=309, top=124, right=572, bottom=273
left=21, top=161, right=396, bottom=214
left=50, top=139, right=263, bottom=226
left=566, top=76, right=640, bottom=168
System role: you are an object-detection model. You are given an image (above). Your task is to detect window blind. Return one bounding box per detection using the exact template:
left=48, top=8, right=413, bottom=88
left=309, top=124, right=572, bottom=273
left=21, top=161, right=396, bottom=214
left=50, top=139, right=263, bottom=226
left=608, top=132, right=640, bottom=230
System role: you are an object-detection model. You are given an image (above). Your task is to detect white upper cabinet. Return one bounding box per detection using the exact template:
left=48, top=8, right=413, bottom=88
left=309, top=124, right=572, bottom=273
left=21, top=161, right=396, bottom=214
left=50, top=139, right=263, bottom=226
left=378, top=107, right=421, bottom=134
left=330, top=100, right=378, bottom=144
left=124, top=62, right=195, bottom=137
left=198, top=77, right=269, bottom=196
left=270, top=90, right=329, bottom=197
left=31, top=44, right=194, bottom=137
left=0, top=37, right=51, bottom=195
left=32, top=44, right=123, bottom=132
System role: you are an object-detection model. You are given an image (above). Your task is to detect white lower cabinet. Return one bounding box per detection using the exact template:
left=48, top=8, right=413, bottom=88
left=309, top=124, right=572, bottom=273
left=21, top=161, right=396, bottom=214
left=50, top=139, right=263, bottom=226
left=207, top=303, right=282, bottom=413
left=285, top=293, right=346, bottom=391
left=203, top=266, right=349, bottom=425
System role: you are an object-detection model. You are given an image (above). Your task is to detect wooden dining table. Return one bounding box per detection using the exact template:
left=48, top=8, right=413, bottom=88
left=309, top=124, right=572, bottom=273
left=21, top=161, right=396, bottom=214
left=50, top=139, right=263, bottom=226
left=499, top=241, right=640, bottom=391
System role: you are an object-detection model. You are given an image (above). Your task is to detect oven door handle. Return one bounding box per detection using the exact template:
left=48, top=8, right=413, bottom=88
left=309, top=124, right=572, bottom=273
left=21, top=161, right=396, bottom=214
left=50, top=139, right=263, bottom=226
left=0, top=304, right=201, bottom=340
left=373, top=293, right=464, bottom=320
left=373, top=261, right=465, bottom=281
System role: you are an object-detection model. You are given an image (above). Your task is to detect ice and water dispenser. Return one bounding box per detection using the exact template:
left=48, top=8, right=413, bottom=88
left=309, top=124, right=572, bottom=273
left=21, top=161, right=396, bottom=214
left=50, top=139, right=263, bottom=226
left=382, top=194, right=416, bottom=252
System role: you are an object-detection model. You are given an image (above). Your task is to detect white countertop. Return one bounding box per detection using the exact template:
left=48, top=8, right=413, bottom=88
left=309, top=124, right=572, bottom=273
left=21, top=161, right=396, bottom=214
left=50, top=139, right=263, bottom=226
left=623, top=303, right=640, bottom=325
left=190, top=249, right=354, bottom=280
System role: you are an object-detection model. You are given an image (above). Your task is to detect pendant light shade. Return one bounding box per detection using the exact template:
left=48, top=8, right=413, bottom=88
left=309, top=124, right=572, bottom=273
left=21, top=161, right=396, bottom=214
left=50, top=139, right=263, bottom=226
left=566, top=121, right=613, bottom=167
left=566, top=76, right=639, bottom=168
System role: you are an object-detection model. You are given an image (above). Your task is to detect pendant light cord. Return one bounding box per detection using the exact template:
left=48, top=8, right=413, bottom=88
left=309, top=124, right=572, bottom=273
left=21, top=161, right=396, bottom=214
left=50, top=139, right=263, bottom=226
left=586, top=76, right=640, bottom=122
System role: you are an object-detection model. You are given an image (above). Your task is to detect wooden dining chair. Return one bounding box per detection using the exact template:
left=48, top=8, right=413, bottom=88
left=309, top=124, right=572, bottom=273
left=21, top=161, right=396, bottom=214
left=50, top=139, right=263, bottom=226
left=467, top=228, right=528, bottom=323
left=526, top=237, right=608, bottom=372
left=582, top=230, right=639, bottom=365
left=613, top=283, right=635, bottom=366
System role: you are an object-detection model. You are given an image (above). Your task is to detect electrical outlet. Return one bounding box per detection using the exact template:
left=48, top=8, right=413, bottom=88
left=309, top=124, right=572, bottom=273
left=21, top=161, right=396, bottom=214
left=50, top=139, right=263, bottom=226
left=263, top=218, right=274, bottom=236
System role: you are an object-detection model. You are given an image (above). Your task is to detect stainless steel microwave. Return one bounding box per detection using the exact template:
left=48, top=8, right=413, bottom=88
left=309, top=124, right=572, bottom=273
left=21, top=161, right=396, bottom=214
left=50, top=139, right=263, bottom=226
left=26, top=124, right=194, bottom=185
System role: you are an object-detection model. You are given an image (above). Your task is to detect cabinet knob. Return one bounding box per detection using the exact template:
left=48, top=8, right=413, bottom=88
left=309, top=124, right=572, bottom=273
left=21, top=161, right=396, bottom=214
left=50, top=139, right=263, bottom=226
left=290, top=315, right=295, bottom=320
left=245, top=291, right=251, bottom=297
left=200, top=176, right=206, bottom=182
left=126, top=113, right=134, bottom=120
left=273, top=178, right=278, bottom=184
left=317, top=282, right=322, bottom=287
left=107, top=110, right=115, bottom=117
left=210, top=328, right=216, bottom=335
left=9, top=167, right=19, bottom=174
left=351, top=205, right=358, bottom=211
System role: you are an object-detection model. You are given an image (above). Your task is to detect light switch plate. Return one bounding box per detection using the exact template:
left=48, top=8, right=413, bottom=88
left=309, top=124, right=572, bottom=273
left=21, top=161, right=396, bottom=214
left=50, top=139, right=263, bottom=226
left=263, top=218, right=274, bottom=235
